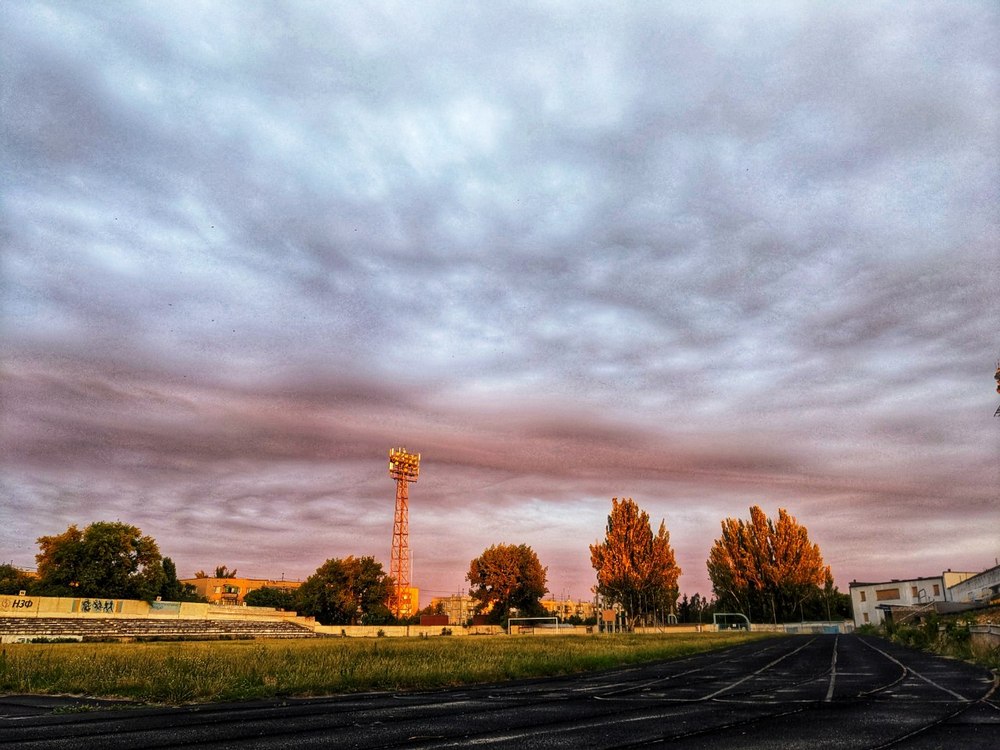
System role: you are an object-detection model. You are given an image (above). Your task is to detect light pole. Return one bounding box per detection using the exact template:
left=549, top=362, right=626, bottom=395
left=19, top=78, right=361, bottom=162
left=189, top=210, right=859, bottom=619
left=388, top=447, right=420, bottom=619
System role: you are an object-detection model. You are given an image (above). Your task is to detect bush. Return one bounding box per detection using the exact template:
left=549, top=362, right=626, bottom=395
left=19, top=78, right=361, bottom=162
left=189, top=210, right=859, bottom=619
left=892, top=624, right=931, bottom=650
left=885, top=612, right=996, bottom=668
left=244, top=587, right=296, bottom=610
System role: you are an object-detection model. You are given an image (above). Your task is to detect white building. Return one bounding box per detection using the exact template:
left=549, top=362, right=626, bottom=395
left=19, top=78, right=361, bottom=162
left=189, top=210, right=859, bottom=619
left=848, top=571, right=976, bottom=627
left=947, top=564, right=1000, bottom=605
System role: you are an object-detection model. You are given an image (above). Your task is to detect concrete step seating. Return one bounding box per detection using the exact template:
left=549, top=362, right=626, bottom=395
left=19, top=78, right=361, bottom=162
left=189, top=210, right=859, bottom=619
left=0, top=616, right=318, bottom=641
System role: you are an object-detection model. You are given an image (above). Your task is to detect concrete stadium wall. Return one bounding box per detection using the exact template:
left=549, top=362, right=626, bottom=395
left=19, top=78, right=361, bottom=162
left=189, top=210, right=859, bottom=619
left=9, top=595, right=851, bottom=638
left=633, top=625, right=706, bottom=634
left=970, top=625, right=1000, bottom=650
left=321, top=625, right=720, bottom=638
left=748, top=621, right=854, bottom=634
left=314, top=624, right=506, bottom=637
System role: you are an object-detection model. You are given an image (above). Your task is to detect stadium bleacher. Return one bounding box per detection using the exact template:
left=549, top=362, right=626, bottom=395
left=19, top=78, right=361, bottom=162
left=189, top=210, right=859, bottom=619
left=0, top=616, right=318, bottom=641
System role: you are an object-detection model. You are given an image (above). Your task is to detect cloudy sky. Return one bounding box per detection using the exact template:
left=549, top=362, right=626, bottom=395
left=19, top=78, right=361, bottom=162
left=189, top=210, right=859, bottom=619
left=2, top=1, right=998, bottom=603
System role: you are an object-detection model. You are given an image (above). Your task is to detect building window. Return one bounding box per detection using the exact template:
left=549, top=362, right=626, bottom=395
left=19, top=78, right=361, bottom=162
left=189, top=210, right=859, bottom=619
left=911, top=586, right=919, bottom=598
left=875, top=588, right=900, bottom=601
left=863, top=612, right=869, bottom=623
left=933, top=584, right=940, bottom=596
left=859, top=591, right=866, bottom=602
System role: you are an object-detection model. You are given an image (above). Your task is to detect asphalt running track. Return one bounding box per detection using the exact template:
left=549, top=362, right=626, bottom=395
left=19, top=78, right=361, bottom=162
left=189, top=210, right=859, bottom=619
left=1, top=635, right=997, bottom=748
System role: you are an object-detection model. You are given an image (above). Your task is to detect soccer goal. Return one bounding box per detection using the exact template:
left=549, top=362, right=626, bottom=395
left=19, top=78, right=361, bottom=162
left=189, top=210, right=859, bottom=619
left=712, top=612, right=751, bottom=631
left=507, top=616, right=560, bottom=635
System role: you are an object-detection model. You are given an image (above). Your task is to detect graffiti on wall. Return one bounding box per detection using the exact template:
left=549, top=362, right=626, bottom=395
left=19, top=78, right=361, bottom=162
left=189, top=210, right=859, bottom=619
left=0, top=596, right=36, bottom=611
left=72, top=598, right=124, bottom=614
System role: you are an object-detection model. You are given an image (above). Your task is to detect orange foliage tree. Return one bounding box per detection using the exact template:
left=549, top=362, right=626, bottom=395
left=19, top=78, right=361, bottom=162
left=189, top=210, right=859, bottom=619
left=707, top=505, right=830, bottom=623
left=590, top=497, right=681, bottom=628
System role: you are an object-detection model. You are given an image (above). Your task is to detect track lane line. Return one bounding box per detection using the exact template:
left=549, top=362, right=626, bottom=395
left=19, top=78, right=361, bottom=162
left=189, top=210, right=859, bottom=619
left=858, top=637, right=969, bottom=701
left=824, top=634, right=838, bottom=702
left=701, top=637, right=817, bottom=700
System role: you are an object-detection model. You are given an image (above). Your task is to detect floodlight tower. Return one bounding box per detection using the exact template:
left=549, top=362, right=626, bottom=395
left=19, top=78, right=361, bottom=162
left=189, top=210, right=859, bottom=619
left=388, top=447, right=420, bottom=619
left=994, top=361, right=1000, bottom=417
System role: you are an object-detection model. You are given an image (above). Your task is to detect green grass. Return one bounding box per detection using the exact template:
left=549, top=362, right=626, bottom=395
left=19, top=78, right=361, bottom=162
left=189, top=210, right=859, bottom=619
left=0, top=632, right=770, bottom=704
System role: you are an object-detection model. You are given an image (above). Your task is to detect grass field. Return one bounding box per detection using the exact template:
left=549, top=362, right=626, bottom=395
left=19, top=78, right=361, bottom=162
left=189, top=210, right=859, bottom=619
left=0, top=632, right=770, bottom=704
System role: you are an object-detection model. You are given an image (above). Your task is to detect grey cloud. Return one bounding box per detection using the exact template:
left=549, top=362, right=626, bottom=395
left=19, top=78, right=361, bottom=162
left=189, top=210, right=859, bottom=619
left=2, top=1, right=997, bottom=599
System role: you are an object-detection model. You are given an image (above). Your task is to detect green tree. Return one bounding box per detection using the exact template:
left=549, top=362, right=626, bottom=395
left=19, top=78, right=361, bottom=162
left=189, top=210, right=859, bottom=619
left=590, top=497, right=681, bottom=628
left=466, top=543, right=548, bottom=625
left=677, top=592, right=715, bottom=624
left=213, top=565, right=238, bottom=578
left=35, top=521, right=165, bottom=601
left=707, top=505, right=830, bottom=623
left=0, top=564, right=35, bottom=595
left=295, top=556, right=392, bottom=625
left=158, top=558, right=204, bottom=602
left=800, top=570, right=852, bottom=621
left=415, top=601, right=447, bottom=617
left=245, top=586, right=297, bottom=610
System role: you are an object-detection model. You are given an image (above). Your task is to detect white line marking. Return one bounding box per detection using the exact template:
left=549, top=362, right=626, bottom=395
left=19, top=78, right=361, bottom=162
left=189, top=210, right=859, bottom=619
left=859, top=638, right=969, bottom=701
left=825, top=634, right=839, bottom=702
left=702, top=637, right=816, bottom=699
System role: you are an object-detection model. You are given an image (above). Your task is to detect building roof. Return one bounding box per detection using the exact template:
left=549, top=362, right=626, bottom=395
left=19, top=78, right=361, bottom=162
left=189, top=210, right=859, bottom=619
left=946, top=563, right=1000, bottom=590
left=849, top=575, right=948, bottom=588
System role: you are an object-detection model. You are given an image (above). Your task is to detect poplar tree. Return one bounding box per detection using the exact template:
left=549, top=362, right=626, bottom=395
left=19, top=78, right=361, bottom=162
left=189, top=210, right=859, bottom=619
left=707, top=505, right=830, bottom=623
left=590, top=497, right=681, bottom=628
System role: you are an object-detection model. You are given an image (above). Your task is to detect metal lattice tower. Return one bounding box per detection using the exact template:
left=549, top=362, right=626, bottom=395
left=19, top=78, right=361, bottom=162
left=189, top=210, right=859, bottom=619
left=995, top=362, right=1000, bottom=417
left=388, top=447, right=420, bottom=619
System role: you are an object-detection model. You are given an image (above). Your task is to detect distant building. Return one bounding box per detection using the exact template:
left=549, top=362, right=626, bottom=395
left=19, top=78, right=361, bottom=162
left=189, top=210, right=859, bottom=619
left=541, top=598, right=597, bottom=622
left=425, top=595, right=597, bottom=625
left=849, top=570, right=977, bottom=627
left=399, top=587, right=420, bottom=616
left=947, top=564, right=1000, bottom=605
left=429, top=594, right=473, bottom=625
left=179, top=576, right=302, bottom=607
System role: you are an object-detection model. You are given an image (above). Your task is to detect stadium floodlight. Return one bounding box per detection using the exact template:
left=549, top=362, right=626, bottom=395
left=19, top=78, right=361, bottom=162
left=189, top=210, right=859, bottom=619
left=994, top=361, right=1000, bottom=417
left=388, top=447, right=420, bottom=619
left=389, top=447, right=420, bottom=481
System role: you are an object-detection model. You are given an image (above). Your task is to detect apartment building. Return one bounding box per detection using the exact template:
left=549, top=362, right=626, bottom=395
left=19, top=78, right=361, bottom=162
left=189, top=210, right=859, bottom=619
left=541, top=598, right=597, bottom=622
left=849, top=570, right=976, bottom=627
left=947, top=564, right=1000, bottom=605
left=179, top=575, right=301, bottom=606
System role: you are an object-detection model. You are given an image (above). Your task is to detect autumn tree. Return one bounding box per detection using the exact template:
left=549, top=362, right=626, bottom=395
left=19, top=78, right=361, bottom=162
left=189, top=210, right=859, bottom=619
left=295, top=556, right=393, bottom=625
left=590, top=497, right=681, bottom=628
left=35, top=521, right=165, bottom=601
left=707, top=505, right=830, bottom=623
left=466, top=543, right=548, bottom=624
